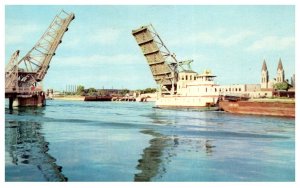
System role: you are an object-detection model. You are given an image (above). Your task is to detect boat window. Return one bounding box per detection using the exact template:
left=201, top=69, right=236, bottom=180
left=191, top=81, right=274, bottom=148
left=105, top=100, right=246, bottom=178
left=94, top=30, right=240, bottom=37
left=206, top=88, right=207, bottom=92
left=190, top=75, right=192, bottom=80
left=215, top=88, right=217, bottom=92
left=186, top=75, right=188, bottom=80
left=239, top=88, right=241, bottom=91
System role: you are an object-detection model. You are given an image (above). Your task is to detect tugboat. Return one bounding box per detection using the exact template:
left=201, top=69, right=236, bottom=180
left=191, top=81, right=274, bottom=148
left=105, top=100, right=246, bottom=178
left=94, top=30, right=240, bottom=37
left=156, top=69, right=220, bottom=109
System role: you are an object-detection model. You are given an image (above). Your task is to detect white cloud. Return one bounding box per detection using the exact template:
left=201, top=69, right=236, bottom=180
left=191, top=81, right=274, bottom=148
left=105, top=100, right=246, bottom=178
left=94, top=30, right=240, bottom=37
left=5, top=22, right=41, bottom=45
left=169, top=30, right=254, bottom=47
left=88, top=28, right=121, bottom=45
left=62, top=38, right=81, bottom=48
left=218, top=31, right=254, bottom=46
left=54, top=54, right=140, bottom=68
left=246, top=36, right=294, bottom=52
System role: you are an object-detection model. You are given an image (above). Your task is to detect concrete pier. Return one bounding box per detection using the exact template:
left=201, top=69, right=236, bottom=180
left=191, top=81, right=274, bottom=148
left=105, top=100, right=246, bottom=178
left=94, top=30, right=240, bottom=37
left=6, top=92, right=46, bottom=109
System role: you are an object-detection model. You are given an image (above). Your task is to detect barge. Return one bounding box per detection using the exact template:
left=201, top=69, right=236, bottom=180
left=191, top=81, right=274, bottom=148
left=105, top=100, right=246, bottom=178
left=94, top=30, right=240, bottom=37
left=219, top=97, right=295, bottom=118
left=84, top=96, right=112, bottom=101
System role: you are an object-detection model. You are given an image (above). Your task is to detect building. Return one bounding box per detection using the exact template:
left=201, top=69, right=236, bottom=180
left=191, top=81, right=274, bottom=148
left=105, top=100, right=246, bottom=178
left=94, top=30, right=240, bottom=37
left=261, top=60, right=269, bottom=89
left=276, top=58, right=285, bottom=83
left=216, top=58, right=292, bottom=98
left=291, top=74, right=295, bottom=88
left=260, top=58, right=289, bottom=90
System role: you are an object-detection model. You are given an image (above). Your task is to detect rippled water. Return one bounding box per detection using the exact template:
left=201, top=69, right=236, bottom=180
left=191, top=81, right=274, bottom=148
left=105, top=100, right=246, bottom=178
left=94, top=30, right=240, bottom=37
left=5, top=100, right=295, bottom=181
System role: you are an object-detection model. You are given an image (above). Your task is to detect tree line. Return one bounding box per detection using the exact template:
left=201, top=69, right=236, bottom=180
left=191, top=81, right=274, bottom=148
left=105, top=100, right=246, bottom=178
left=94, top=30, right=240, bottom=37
left=67, top=85, right=157, bottom=96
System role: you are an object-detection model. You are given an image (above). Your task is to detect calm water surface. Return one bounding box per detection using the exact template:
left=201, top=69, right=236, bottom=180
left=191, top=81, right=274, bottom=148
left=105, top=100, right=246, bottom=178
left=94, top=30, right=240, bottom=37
left=5, top=100, right=295, bottom=181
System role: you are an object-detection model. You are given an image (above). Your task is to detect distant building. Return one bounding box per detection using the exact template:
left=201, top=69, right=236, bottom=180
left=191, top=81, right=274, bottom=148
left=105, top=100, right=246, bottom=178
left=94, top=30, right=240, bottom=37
left=218, top=58, right=293, bottom=98
left=291, top=74, right=295, bottom=88
left=261, top=60, right=269, bottom=89
left=260, top=58, right=289, bottom=90
left=276, top=58, right=285, bottom=83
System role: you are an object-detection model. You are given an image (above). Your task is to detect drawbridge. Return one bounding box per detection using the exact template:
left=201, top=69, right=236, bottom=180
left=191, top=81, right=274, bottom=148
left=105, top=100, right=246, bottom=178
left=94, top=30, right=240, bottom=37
left=132, top=24, right=193, bottom=95
left=5, top=10, right=75, bottom=108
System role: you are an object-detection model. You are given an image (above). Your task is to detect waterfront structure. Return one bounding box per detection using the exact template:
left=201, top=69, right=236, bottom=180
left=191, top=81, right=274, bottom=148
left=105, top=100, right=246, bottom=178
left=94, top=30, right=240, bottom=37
left=5, top=10, right=75, bottom=108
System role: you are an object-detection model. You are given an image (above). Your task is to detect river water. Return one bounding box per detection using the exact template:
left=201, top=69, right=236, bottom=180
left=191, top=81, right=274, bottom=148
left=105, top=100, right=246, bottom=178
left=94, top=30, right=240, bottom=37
left=5, top=100, right=295, bottom=181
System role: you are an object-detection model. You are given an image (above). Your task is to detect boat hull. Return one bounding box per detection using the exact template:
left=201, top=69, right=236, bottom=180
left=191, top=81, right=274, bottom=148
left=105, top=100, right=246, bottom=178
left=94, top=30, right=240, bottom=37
left=84, top=96, right=112, bottom=101
left=219, top=100, right=295, bottom=118
left=155, top=95, right=219, bottom=109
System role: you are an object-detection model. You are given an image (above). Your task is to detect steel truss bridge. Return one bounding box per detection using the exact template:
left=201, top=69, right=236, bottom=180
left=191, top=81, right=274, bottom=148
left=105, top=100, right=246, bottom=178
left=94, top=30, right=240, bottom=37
left=5, top=10, right=75, bottom=107
left=132, top=24, right=193, bottom=95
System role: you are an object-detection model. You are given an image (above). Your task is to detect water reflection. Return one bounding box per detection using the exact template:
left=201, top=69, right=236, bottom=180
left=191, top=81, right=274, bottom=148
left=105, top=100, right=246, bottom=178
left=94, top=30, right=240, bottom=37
left=5, top=111, right=67, bottom=181
left=144, top=110, right=177, bottom=125
left=5, top=106, right=46, bottom=116
left=135, top=110, right=218, bottom=181
left=205, top=140, right=216, bottom=155
left=134, top=129, right=177, bottom=181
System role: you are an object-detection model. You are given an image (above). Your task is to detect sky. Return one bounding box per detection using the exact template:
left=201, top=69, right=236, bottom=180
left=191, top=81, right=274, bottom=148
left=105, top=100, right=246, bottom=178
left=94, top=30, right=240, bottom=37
left=5, top=5, right=295, bottom=91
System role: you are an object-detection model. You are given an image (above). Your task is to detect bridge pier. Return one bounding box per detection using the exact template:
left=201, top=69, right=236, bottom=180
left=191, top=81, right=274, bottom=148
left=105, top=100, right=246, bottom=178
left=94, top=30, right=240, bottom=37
left=17, top=92, right=46, bottom=107
left=6, top=92, right=46, bottom=109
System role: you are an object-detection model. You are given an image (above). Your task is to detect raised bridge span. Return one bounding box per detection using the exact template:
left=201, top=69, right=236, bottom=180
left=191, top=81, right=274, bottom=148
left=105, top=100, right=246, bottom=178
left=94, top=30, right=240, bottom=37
left=5, top=10, right=75, bottom=109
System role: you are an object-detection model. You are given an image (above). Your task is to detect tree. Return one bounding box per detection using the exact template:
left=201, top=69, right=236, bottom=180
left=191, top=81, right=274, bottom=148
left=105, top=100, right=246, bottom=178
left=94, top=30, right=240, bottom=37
left=119, top=89, right=130, bottom=96
left=88, top=88, right=97, bottom=95
left=143, top=88, right=156, bottom=93
left=273, top=82, right=289, bottom=91
left=76, top=85, right=85, bottom=95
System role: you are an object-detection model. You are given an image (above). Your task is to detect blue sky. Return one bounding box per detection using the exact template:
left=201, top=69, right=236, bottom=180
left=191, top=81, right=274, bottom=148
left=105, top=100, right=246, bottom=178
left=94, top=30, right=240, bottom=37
left=5, top=5, right=295, bottom=91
